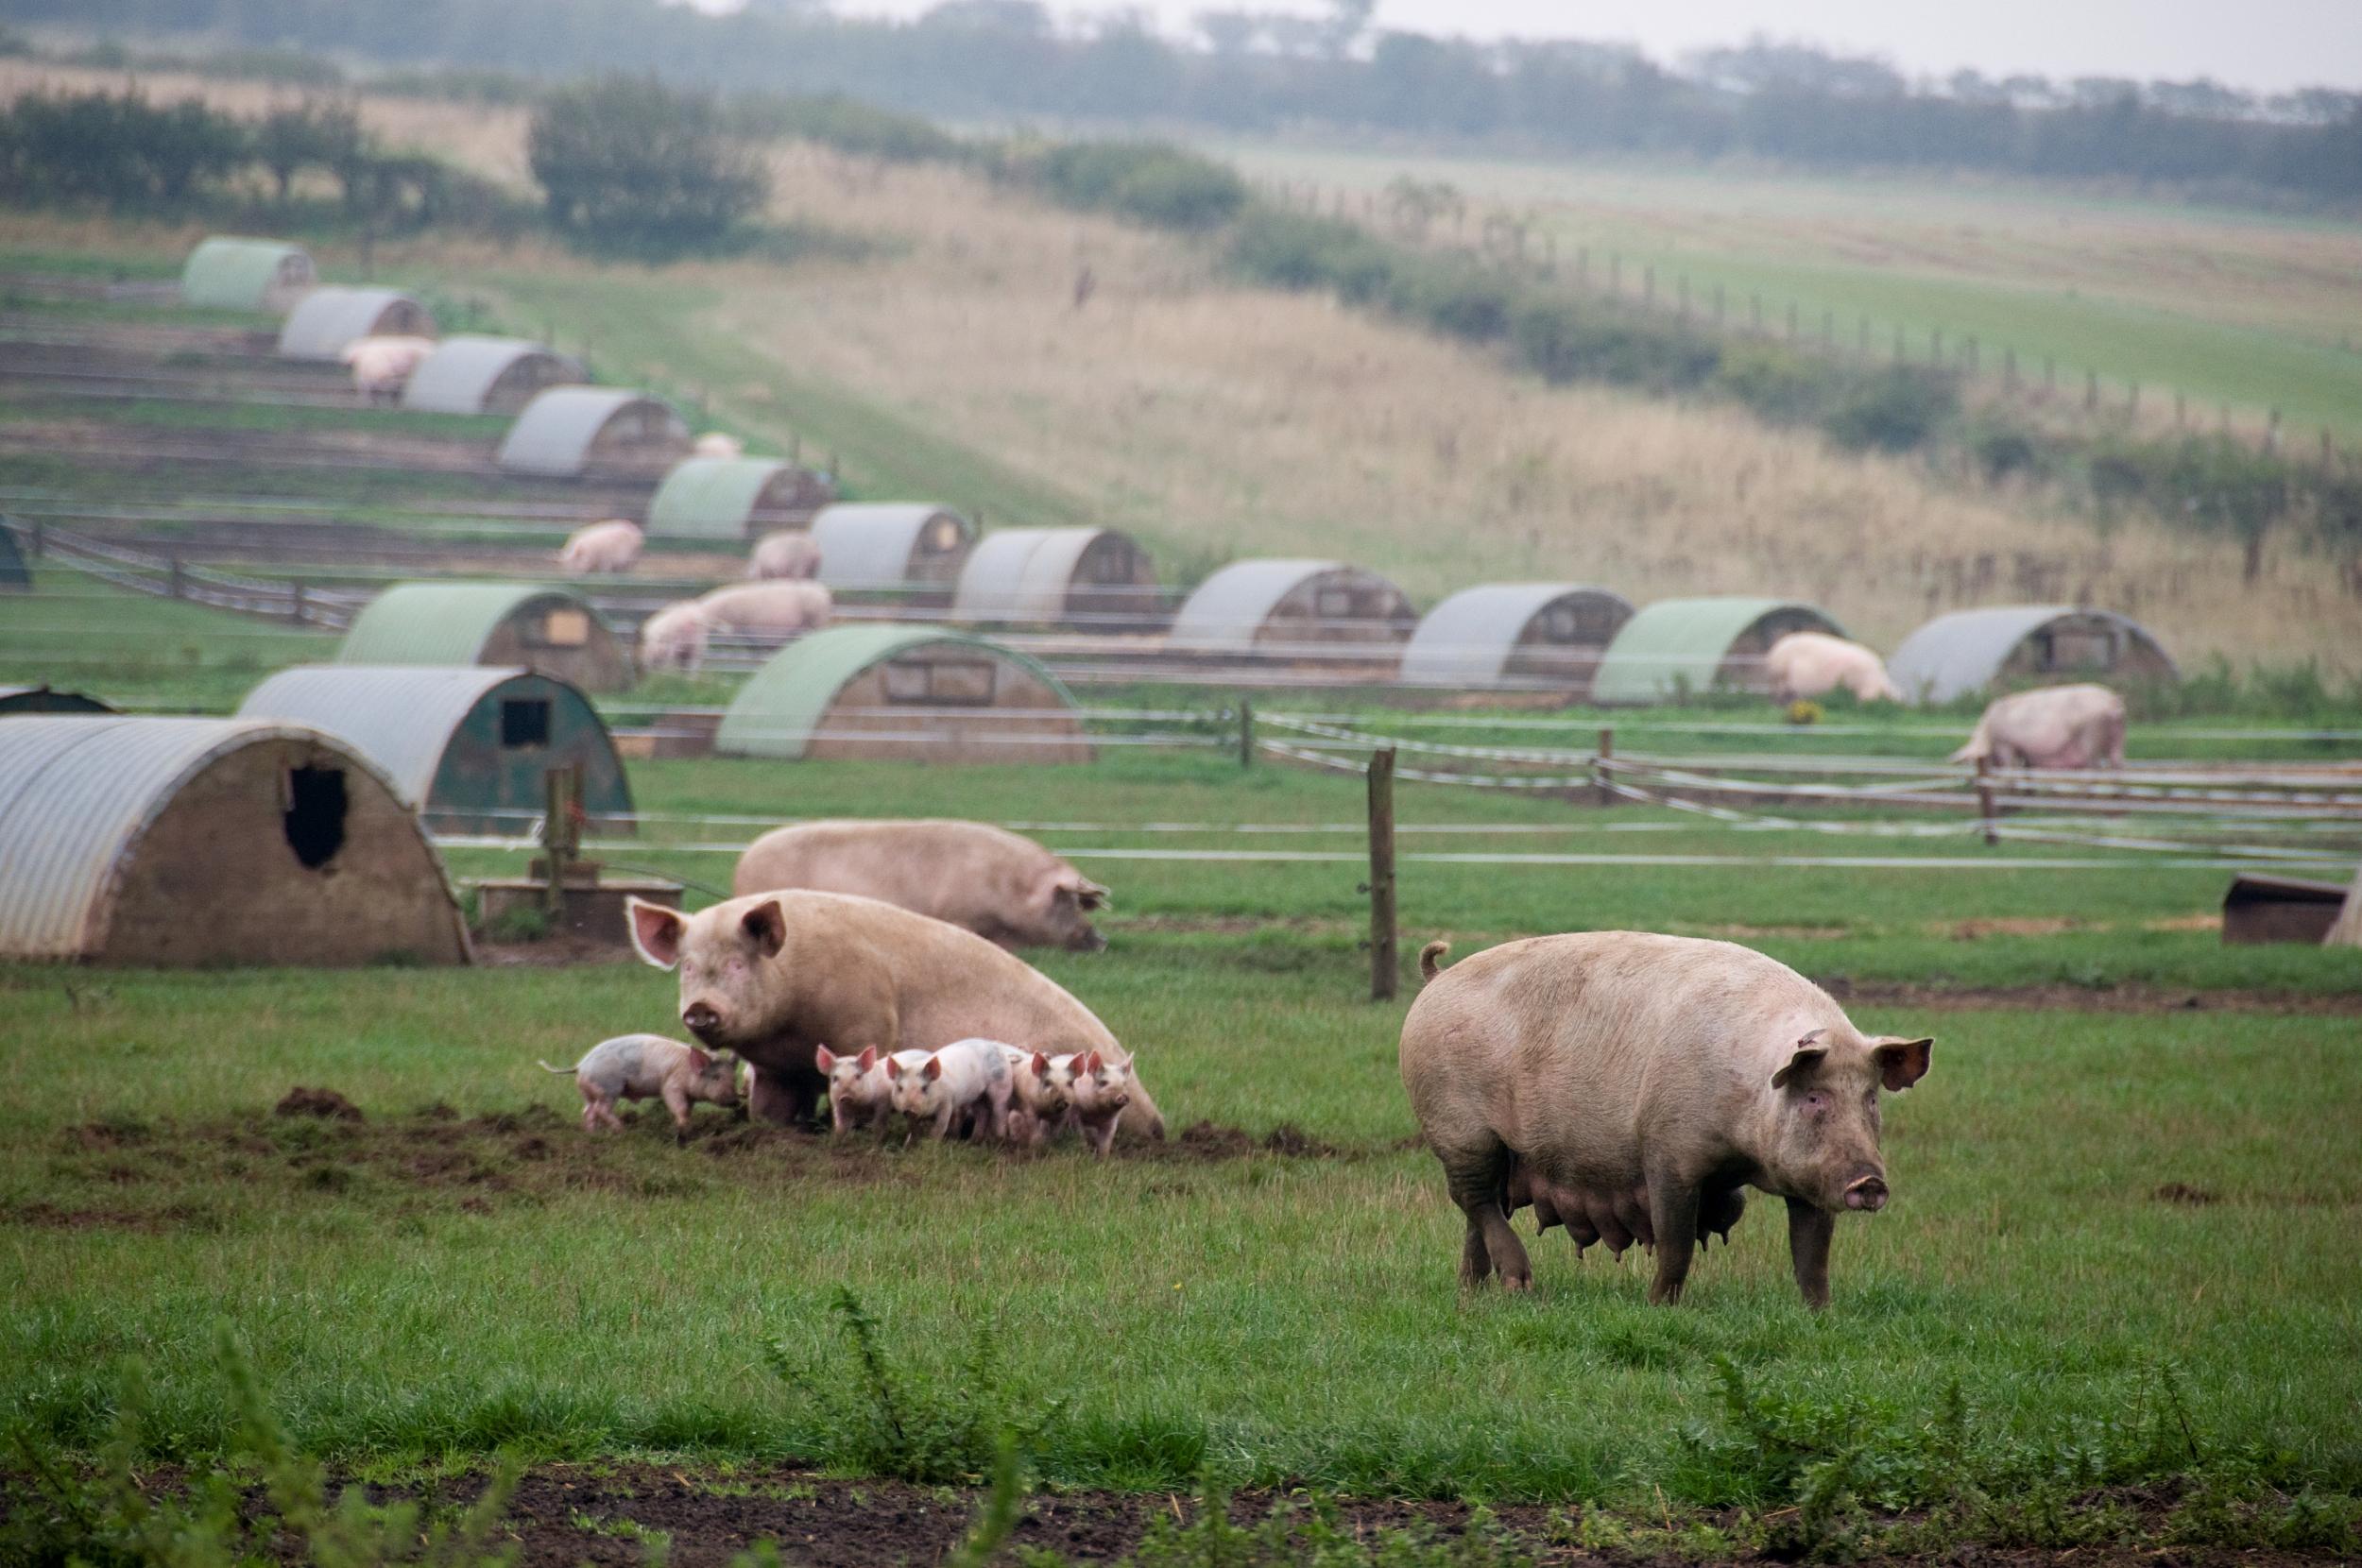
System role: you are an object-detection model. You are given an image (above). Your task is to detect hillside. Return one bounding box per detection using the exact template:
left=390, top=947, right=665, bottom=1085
left=3, top=60, right=2349, bottom=670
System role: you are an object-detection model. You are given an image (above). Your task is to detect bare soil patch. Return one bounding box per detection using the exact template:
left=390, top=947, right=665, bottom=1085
left=146, top=1463, right=2351, bottom=1567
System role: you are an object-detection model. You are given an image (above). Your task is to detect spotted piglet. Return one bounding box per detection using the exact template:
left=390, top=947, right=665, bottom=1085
left=539, top=1033, right=739, bottom=1139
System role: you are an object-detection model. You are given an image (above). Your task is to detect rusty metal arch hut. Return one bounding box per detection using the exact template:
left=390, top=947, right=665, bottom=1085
left=238, top=665, right=633, bottom=835
left=275, top=287, right=437, bottom=360
left=808, top=504, right=976, bottom=589
left=497, top=388, right=690, bottom=479
left=1886, top=605, right=2179, bottom=706
left=0, top=717, right=470, bottom=965
left=1399, top=583, right=1635, bottom=690
left=1167, top=558, right=1417, bottom=654
left=401, top=336, right=584, bottom=415
left=950, top=527, right=1158, bottom=625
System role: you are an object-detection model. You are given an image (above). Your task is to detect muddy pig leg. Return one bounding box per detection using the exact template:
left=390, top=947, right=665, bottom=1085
left=1443, top=1141, right=1531, bottom=1291
left=1643, top=1167, right=1699, bottom=1307
left=1787, top=1197, right=1836, bottom=1311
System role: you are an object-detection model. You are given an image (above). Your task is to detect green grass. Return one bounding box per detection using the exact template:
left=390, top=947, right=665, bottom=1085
left=1, top=960, right=2357, bottom=1521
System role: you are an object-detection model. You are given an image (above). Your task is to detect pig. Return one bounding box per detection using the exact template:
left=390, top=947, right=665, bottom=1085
left=1765, top=632, right=1903, bottom=704
left=1951, top=683, right=2127, bottom=770
left=1002, top=1046, right=1078, bottom=1146
left=638, top=600, right=710, bottom=673
left=1399, top=935, right=1931, bottom=1309
left=884, top=1036, right=1014, bottom=1140
left=626, top=890, right=1164, bottom=1140
left=745, top=531, right=823, bottom=581
left=539, top=1032, right=740, bottom=1137
left=1064, top=1048, right=1135, bottom=1158
left=813, top=1044, right=923, bottom=1133
left=342, top=335, right=436, bottom=402
left=695, top=580, right=833, bottom=637
left=559, top=520, right=644, bottom=574
left=732, top=819, right=1112, bottom=953
left=693, top=432, right=745, bottom=460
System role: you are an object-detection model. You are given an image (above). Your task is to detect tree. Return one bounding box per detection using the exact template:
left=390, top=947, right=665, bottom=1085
left=528, top=76, right=769, bottom=251
left=253, top=98, right=362, bottom=204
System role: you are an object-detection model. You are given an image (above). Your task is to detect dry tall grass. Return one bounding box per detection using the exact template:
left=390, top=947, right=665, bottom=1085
left=1, top=63, right=2347, bottom=668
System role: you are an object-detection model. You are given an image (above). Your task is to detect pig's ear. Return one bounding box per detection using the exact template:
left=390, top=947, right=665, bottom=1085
left=1872, top=1036, right=1934, bottom=1092
left=922, top=1056, right=943, bottom=1082
left=1030, top=1051, right=1052, bottom=1078
left=689, top=1048, right=713, bottom=1070
left=1070, top=875, right=1111, bottom=912
left=884, top=1057, right=901, bottom=1080
left=1081, top=1049, right=1103, bottom=1075
left=814, top=1046, right=837, bottom=1073
left=741, top=898, right=787, bottom=959
left=627, top=898, right=687, bottom=970
left=1771, top=1030, right=1830, bottom=1090
left=856, top=1046, right=876, bottom=1072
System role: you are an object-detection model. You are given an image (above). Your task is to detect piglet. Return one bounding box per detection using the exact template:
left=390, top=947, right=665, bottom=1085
left=1066, top=1049, right=1135, bottom=1158
left=814, top=1045, right=916, bottom=1133
left=886, top=1037, right=1012, bottom=1141
left=539, top=1033, right=738, bottom=1138
left=1001, top=1046, right=1076, bottom=1147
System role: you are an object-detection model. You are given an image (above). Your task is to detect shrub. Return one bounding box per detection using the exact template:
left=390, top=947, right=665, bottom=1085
left=529, top=75, right=770, bottom=253
left=0, top=88, right=249, bottom=210
left=1712, top=341, right=1836, bottom=423
left=1034, top=141, right=1247, bottom=230
left=1385, top=258, right=1516, bottom=342
left=1510, top=298, right=1720, bottom=391
left=1819, top=364, right=1959, bottom=452
left=729, top=92, right=962, bottom=163
left=1226, top=207, right=1397, bottom=298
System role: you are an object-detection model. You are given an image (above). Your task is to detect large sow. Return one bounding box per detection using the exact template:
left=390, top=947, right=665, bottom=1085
left=627, top=890, right=1162, bottom=1138
left=1399, top=933, right=1931, bottom=1308
left=733, top=818, right=1112, bottom=952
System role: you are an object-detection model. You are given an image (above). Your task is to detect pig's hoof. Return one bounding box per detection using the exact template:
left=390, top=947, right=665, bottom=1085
left=1500, top=1270, right=1533, bottom=1293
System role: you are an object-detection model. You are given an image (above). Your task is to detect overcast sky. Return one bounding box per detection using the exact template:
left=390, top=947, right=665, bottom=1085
left=809, top=0, right=2362, bottom=93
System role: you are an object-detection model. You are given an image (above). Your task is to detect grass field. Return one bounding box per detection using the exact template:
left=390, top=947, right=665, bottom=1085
left=1209, top=143, right=2362, bottom=439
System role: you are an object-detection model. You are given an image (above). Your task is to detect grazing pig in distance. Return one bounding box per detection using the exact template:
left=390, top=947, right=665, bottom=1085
left=1065, top=1049, right=1135, bottom=1158
left=342, top=335, right=436, bottom=402
left=1765, top=632, right=1903, bottom=704
left=733, top=819, right=1113, bottom=953
left=695, top=580, right=833, bottom=638
left=746, top=531, right=823, bottom=581
left=693, top=432, right=745, bottom=460
left=539, top=1032, right=739, bottom=1136
left=559, top=520, right=644, bottom=574
left=1952, top=684, right=2127, bottom=769
left=1399, top=935, right=1931, bottom=1309
left=638, top=601, right=710, bottom=673
left=885, top=1037, right=1013, bottom=1140
left=626, top=890, right=1164, bottom=1139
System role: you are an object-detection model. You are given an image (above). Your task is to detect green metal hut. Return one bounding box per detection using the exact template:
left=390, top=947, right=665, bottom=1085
left=180, top=237, right=317, bottom=312
left=336, top=583, right=633, bottom=692
left=1589, top=598, right=1844, bottom=704
left=715, top=625, right=1091, bottom=764
left=645, top=457, right=837, bottom=539
left=238, top=666, right=634, bottom=835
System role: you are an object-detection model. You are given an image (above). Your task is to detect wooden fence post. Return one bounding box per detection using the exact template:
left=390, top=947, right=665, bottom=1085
left=1594, top=726, right=1615, bottom=809
left=289, top=580, right=307, bottom=625
left=1976, top=757, right=1998, bottom=847
left=541, top=766, right=580, bottom=917
left=2085, top=370, right=2099, bottom=412
left=167, top=555, right=184, bottom=600
left=26, top=517, right=41, bottom=557
left=1237, top=697, right=1254, bottom=769
left=1366, top=747, right=1397, bottom=1002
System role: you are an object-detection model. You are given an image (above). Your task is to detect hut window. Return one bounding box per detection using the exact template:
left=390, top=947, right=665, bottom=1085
left=1540, top=606, right=1578, bottom=640
left=883, top=658, right=997, bottom=706
left=1314, top=588, right=1356, bottom=618
left=282, top=765, right=348, bottom=869
left=927, top=517, right=964, bottom=553
left=535, top=610, right=590, bottom=648
left=501, top=699, right=552, bottom=748
left=2041, top=628, right=2114, bottom=670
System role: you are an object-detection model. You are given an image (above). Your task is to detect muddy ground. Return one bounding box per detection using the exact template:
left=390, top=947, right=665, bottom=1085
left=4, top=1462, right=2345, bottom=1567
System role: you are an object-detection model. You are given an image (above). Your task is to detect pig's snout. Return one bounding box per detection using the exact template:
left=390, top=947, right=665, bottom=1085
left=682, top=1002, right=721, bottom=1038
left=1842, top=1174, right=1889, bottom=1212
left=1076, top=929, right=1109, bottom=953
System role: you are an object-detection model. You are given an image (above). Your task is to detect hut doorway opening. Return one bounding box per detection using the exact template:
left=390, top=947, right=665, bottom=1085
left=284, top=765, right=349, bottom=869
left=502, top=698, right=553, bottom=747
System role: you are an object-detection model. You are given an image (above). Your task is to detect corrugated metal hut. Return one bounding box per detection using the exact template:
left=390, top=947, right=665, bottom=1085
left=715, top=625, right=1090, bottom=764
left=275, top=287, right=437, bottom=360
left=336, top=583, right=632, bottom=692
left=0, top=717, right=470, bottom=966
left=950, top=527, right=1158, bottom=625
left=1167, top=559, right=1418, bottom=653
left=808, top=504, right=976, bottom=588
left=180, top=237, right=316, bottom=312
left=1399, top=583, right=1636, bottom=689
left=644, top=457, right=837, bottom=538
left=237, top=666, right=633, bottom=835
left=401, top=335, right=584, bottom=415
left=0, top=685, right=116, bottom=715
left=0, top=517, right=26, bottom=590
left=1887, top=605, right=2179, bottom=705
left=1591, top=598, right=1844, bottom=704
left=497, top=387, right=690, bottom=479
